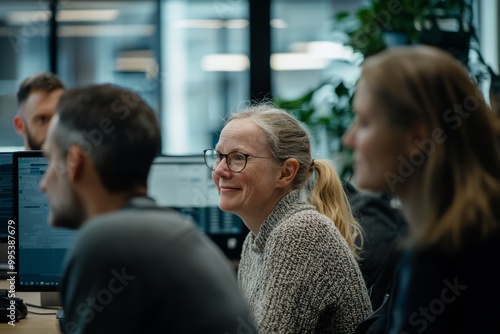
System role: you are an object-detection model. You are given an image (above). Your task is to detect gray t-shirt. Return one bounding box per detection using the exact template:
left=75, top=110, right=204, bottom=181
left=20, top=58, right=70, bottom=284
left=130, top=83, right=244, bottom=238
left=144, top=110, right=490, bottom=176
left=60, top=197, right=255, bottom=334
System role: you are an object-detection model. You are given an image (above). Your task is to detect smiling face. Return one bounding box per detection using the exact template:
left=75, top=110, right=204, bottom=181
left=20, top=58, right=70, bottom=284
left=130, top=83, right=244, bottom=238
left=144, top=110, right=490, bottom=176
left=342, top=79, right=412, bottom=194
left=212, top=119, right=286, bottom=226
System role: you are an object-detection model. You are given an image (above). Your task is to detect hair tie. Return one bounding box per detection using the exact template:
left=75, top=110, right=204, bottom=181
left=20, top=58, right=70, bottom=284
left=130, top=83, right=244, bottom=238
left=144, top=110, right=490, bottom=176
left=310, top=159, right=315, bottom=168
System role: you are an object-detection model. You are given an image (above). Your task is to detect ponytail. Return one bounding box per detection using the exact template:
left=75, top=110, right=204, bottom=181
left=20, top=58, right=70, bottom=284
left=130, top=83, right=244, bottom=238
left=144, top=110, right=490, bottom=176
left=308, top=160, right=362, bottom=259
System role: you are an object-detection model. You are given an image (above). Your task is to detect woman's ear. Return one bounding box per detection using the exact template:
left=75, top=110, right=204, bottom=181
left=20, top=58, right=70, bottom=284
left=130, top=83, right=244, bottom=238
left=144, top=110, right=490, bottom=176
left=277, top=158, right=299, bottom=188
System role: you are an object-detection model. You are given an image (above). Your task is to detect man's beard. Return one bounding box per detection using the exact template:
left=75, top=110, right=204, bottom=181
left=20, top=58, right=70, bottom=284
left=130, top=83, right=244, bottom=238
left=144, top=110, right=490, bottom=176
left=50, top=188, right=86, bottom=230
left=25, top=125, right=43, bottom=151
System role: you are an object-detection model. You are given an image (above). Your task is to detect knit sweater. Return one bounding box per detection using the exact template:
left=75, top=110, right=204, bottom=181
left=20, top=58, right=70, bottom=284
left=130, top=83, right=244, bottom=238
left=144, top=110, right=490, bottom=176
left=238, top=190, right=372, bottom=334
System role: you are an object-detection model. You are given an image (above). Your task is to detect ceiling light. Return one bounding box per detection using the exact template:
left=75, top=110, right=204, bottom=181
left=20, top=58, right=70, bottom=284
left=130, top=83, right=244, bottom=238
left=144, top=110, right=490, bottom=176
left=270, top=19, right=288, bottom=29
left=7, top=10, right=119, bottom=24
left=271, top=53, right=330, bottom=71
left=173, top=19, right=249, bottom=29
left=202, top=54, right=249, bottom=72
left=57, top=10, right=119, bottom=22
left=59, top=25, right=155, bottom=37
left=115, top=50, right=158, bottom=76
left=172, top=20, right=224, bottom=29
left=225, top=19, right=249, bottom=29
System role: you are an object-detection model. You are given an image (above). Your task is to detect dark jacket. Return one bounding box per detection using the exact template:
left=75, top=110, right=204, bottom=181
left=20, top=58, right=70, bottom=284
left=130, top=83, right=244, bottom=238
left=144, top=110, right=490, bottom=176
left=345, top=183, right=408, bottom=310
left=389, top=227, right=500, bottom=333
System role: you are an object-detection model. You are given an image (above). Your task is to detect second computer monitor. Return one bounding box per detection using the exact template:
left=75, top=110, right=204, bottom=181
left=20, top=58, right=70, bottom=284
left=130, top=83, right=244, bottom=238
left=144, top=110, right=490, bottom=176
left=148, top=155, right=246, bottom=259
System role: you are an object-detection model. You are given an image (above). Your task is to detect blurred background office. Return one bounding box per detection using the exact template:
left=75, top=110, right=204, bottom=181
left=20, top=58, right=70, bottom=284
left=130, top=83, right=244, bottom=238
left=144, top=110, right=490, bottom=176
left=0, top=0, right=498, bottom=158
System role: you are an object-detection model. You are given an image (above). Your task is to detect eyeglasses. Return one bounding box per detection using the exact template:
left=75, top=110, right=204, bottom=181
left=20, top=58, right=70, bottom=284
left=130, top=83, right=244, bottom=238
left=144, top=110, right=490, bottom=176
left=203, top=149, right=274, bottom=173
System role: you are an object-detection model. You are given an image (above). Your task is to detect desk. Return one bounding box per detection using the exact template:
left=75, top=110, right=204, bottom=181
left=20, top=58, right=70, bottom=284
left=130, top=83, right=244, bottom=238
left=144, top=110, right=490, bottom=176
left=0, top=280, right=59, bottom=333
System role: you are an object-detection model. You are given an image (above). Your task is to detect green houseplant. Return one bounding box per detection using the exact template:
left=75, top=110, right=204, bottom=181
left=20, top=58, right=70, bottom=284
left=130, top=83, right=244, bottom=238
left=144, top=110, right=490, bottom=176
left=332, top=0, right=470, bottom=57
left=275, top=73, right=357, bottom=180
left=275, top=0, right=475, bottom=180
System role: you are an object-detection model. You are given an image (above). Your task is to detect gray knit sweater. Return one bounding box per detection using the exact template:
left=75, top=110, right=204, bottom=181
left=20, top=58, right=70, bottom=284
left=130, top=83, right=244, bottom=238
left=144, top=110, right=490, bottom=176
left=238, top=190, right=372, bottom=334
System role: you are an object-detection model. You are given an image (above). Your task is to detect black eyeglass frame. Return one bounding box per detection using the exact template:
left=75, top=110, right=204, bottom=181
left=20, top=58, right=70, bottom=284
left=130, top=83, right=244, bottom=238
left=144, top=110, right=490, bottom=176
left=203, top=149, right=275, bottom=173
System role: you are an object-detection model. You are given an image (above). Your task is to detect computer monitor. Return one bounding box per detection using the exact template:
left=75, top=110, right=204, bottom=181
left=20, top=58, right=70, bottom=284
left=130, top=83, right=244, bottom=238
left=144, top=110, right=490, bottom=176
left=13, top=151, right=79, bottom=306
left=148, top=155, right=247, bottom=260
left=0, top=152, right=14, bottom=276
left=0, top=152, right=13, bottom=243
left=12, top=153, right=246, bottom=306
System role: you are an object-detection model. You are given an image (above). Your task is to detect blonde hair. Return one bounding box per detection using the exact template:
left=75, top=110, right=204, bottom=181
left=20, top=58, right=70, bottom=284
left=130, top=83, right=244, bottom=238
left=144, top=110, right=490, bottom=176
left=228, top=103, right=362, bottom=257
left=361, top=46, right=500, bottom=250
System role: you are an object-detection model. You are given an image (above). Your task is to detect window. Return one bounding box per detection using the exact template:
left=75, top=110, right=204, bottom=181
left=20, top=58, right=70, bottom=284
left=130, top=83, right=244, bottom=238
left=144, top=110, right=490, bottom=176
left=0, top=1, right=50, bottom=148
left=160, top=0, right=249, bottom=154
left=0, top=0, right=493, bottom=154
left=0, top=0, right=160, bottom=151
left=271, top=0, right=361, bottom=99
left=58, top=0, right=159, bottom=113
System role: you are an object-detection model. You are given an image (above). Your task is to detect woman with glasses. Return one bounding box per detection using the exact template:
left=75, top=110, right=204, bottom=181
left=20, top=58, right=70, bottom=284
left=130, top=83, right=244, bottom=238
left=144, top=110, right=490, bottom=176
left=342, top=45, right=500, bottom=333
left=204, top=105, right=372, bottom=333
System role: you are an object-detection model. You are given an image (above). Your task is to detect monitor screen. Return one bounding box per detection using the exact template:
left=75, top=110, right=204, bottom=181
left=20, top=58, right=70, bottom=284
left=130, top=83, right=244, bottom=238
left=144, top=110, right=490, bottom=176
left=12, top=153, right=246, bottom=295
left=148, top=155, right=247, bottom=259
left=0, top=152, right=13, bottom=242
left=13, top=151, right=79, bottom=292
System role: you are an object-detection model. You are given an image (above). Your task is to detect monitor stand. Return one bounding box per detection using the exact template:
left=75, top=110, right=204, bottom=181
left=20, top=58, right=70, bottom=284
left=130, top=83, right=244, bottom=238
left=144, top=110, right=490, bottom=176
left=0, top=263, right=8, bottom=279
left=40, top=291, right=61, bottom=307
left=0, top=243, right=9, bottom=279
